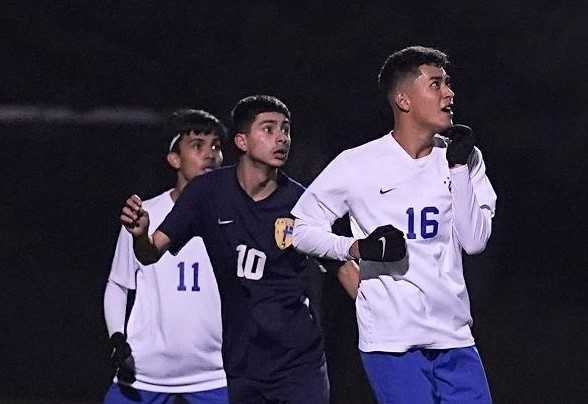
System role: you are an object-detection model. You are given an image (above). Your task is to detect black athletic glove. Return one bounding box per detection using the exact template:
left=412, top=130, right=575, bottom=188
left=444, top=124, right=476, bottom=168
left=358, top=225, right=406, bottom=262
left=109, top=332, right=135, bottom=383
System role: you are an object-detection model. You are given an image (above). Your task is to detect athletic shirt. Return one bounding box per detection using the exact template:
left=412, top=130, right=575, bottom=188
left=292, top=133, right=497, bottom=353
left=159, top=166, right=324, bottom=381
left=108, top=190, right=226, bottom=393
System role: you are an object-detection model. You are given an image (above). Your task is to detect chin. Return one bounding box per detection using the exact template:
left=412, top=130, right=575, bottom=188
left=435, top=120, right=452, bottom=133
left=268, top=159, right=287, bottom=168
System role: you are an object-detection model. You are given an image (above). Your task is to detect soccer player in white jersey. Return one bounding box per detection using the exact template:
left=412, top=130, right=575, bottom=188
left=103, top=109, right=228, bottom=403
left=291, top=46, right=497, bottom=403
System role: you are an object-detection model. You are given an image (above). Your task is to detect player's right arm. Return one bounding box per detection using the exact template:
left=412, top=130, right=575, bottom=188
left=120, top=194, right=170, bottom=265
left=292, top=152, right=356, bottom=261
left=292, top=153, right=406, bottom=263
left=104, top=225, right=137, bottom=378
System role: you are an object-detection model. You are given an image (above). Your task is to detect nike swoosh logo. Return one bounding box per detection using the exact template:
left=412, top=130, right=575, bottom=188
left=218, top=219, right=234, bottom=225
left=378, top=236, right=386, bottom=260
left=379, top=187, right=395, bottom=194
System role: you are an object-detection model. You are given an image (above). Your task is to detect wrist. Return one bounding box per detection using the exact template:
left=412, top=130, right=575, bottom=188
left=110, top=331, right=126, bottom=345
left=349, top=240, right=360, bottom=259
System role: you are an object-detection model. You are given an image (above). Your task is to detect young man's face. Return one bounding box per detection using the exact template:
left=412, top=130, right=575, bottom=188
left=238, top=111, right=291, bottom=168
left=170, top=131, right=223, bottom=182
left=404, top=64, right=454, bottom=133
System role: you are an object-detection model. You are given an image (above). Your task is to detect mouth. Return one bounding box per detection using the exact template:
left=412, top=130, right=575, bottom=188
left=441, top=104, right=454, bottom=116
left=273, top=148, right=289, bottom=160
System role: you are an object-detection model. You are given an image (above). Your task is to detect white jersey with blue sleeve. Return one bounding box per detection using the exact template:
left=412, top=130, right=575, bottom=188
left=292, top=133, right=497, bottom=353
left=107, top=190, right=226, bottom=393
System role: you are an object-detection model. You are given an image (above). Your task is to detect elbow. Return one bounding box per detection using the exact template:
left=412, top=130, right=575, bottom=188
left=461, top=238, right=488, bottom=255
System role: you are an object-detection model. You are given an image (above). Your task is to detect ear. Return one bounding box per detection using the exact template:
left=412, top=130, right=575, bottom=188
left=394, top=91, right=410, bottom=113
left=234, top=133, right=248, bottom=153
left=166, top=152, right=181, bottom=170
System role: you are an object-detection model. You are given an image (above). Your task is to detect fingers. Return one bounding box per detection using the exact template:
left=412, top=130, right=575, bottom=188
left=126, top=194, right=142, bottom=212
left=120, top=194, right=145, bottom=228
left=370, top=224, right=403, bottom=239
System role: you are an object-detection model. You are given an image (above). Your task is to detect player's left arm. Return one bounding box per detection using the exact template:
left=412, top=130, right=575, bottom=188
left=450, top=146, right=497, bottom=254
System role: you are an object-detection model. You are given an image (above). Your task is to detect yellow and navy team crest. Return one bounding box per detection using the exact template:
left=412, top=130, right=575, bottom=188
left=274, top=218, right=294, bottom=250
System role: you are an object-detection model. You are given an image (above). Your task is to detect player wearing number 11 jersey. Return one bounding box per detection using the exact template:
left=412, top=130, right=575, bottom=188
left=121, top=95, right=328, bottom=404
left=104, top=109, right=228, bottom=403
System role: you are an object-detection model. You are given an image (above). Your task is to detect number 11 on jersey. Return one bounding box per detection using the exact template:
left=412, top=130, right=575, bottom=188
left=177, top=262, right=201, bottom=291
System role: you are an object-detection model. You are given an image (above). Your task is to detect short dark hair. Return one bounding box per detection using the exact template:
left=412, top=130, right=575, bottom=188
left=231, top=95, right=291, bottom=134
left=378, top=46, right=449, bottom=95
left=165, top=108, right=226, bottom=153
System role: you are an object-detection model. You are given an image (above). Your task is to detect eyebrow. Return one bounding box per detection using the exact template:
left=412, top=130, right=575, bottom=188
left=259, top=119, right=290, bottom=125
left=429, top=75, right=451, bottom=82
left=187, top=133, right=219, bottom=141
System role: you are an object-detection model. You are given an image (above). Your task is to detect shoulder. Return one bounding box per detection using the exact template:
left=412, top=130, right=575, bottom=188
left=279, top=171, right=306, bottom=199
left=337, top=133, right=395, bottom=162
left=142, top=190, right=173, bottom=212
left=184, top=165, right=235, bottom=195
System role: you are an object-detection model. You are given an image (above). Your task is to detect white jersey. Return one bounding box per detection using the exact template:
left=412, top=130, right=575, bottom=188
left=107, top=190, right=226, bottom=392
left=292, top=133, right=497, bottom=353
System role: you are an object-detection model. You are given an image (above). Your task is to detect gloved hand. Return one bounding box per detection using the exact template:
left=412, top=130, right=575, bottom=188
left=109, top=332, right=135, bottom=383
left=358, top=225, right=406, bottom=262
left=443, top=124, right=476, bottom=168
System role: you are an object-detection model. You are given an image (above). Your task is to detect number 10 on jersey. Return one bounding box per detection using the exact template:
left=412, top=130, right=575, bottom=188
left=236, top=244, right=267, bottom=280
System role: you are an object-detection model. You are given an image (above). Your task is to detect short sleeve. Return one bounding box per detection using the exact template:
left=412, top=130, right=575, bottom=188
left=158, top=176, right=209, bottom=255
left=108, top=226, right=139, bottom=289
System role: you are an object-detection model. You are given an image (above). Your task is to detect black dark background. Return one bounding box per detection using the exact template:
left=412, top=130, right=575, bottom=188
left=2, top=2, right=587, bottom=403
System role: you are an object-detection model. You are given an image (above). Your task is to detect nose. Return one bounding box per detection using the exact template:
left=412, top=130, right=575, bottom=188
left=444, top=83, right=455, bottom=98
left=276, top=129, right=289, bottom=143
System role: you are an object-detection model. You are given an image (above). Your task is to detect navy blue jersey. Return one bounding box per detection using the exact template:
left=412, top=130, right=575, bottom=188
left=158, top=165, right=323, bottom=380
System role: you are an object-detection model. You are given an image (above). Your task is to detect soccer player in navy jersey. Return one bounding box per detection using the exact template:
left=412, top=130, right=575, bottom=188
left=120, top=95, right=329, bottom=404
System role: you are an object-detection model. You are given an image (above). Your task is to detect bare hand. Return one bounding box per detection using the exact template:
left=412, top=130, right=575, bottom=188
left=337, top=260, right=360, bottom=300
left=120, top=194, right=150, bottom=237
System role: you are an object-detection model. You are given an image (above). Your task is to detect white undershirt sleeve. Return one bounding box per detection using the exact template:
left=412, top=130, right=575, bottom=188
left=292, top=152, right=356, bottom=261
left=104, top=280, right=128, bottom=337
left=104, top=226, right=139, bottom=337
left=450, top=147, right=497, bottom=255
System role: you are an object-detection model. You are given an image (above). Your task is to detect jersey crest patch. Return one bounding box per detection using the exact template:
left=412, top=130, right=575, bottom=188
left=274, top=218, right=294, bottom=250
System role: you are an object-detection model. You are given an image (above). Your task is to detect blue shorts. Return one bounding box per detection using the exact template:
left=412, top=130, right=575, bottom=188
left=361, top=346, right=492, bottom=404
left=103, top=383, right=229, bottom=404
left=227, top=362, right=329, bottom=404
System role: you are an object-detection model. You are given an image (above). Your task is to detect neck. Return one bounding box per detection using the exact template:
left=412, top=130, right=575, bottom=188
left=392, top=118, right=435, bottom=159
left=170, top=175, right=189, bottom=202
left=237, top=158, right=279, bottom=201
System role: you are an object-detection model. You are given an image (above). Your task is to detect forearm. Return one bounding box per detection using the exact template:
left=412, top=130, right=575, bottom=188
left=337, top=260, right=359, bottom=300
left=133, top=232, right=165, bottom=265
left=450, top=165, right=493, bottom=254
left=104, top=280, right=128, bottom=337
left=293, top=218, right=356, bottom=261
